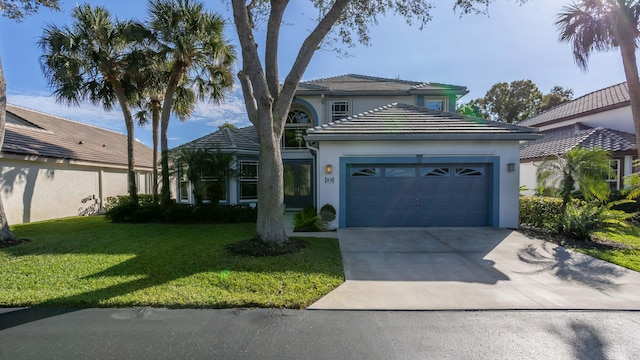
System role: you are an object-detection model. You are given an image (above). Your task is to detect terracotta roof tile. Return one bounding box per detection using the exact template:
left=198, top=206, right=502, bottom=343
left=520, top=82, right=630, bottom=127
left=306, top=103, right=537, bottom=139
left=520, top=123, right=636, bottom=160
left=3, top=104, right=155, bottom=169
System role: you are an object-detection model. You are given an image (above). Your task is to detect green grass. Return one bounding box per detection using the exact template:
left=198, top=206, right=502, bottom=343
left=578, top=226, right=640, bottom=273
left=1, top=216, right=344, bottom=309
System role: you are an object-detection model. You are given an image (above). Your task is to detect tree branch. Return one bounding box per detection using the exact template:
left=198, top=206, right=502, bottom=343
left=237, top=70, right=258, bottom=125
left=265, top=0, right=289, bottom=102
left=231, top=0, right=272, bottom=126
left=275, top=0, right=352, bottom=124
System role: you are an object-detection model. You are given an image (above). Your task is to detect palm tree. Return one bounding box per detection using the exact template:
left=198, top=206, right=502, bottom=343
left=172, top=147, right=234, bottom=206
left=39, top=4, right=150, bottom=204
left=536, top=147, right=613, bottom=206
left=146, top=0, right=235, bottom=205
left=556, top=0, right=640, bottom=159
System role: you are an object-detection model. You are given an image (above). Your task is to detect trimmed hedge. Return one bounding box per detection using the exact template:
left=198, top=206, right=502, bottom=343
left=519, top=196, right=563, bottom=231
left=104, top=196, right=257, bottom=224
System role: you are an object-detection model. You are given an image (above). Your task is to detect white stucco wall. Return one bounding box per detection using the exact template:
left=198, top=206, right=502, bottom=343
left=519, top=161, right=538, bottom=196
left=0, top=158, right=151, bottom=224
left=537, top=106, right=634, bottom=134
left=314, top=140, right=522, bottom=228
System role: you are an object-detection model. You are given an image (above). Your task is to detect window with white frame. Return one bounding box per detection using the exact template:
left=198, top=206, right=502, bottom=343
left=608, top=159, right=621, bottom=190
left=330, top=100, right=350, bottom=122
left=179, top=164, right=189, bottom=202
left=425, top=100, right=445, bottom=111
left=239, top=161, right=258, bottom=200
left=283, top=109, right=312, bottom=149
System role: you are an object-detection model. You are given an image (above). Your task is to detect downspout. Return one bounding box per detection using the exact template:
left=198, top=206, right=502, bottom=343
left=99, top=168, right=104, bottom=212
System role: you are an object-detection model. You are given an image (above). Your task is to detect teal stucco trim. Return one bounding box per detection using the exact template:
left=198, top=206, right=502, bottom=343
left=338, top=156, right=500, bottom=228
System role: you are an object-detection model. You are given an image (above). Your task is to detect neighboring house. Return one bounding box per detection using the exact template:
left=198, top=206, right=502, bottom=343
left=519, top=81, right=638, bottom=194
left=1, top=104, right=155, bottom=224
left=173, top=74, right=538, bottom=228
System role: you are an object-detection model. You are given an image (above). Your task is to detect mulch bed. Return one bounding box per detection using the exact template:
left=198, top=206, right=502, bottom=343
left=226, top=237, right=308, bottom=257
left=516, top=227, right=633, bottom=251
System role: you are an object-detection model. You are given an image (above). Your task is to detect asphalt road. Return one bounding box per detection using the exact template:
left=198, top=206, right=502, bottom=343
left=1, top=308, right=640, bottom=359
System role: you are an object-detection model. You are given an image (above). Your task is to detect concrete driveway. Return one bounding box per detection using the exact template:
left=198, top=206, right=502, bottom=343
left=309, top=227, right=640, bottom=310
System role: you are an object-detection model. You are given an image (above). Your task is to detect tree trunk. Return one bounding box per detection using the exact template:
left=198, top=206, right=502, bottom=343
left=255, top=115, right=288, bottom=244
left=159, top=68, right=182, bottom=206
left=111, top=80, right=138, bottom=205
left=619, top=38, right=640, bottom=160
left=0, top=58, right=19, bottom=242
left=151, top=100, right=160, bottom=203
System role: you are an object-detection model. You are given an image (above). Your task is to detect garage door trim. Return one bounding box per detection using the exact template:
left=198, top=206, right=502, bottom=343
left=339, top=156, right=500, bottom=228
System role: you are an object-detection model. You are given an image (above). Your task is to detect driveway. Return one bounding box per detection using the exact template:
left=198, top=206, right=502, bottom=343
left=309, top=227, right=640, bottom=310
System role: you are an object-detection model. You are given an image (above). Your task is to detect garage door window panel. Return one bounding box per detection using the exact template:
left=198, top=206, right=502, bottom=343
left=421, top=167, right=450, bottom=177
left=350, top=167, right=381, bottom=177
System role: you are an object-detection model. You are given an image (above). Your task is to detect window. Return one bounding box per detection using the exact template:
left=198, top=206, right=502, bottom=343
left=283, top=109, right=312, bottom=149
left=455, top=167, right=484, bottom=177
left=385, top=167, right=416, bottom=177
left=179, top=165, right=189, bottom=202
left=421, top=167, right=450, bottom=177
left=425, top=100, right=444, bottom=111
left=350, top=167, right=380, bottom=177
left=201, top=177, right=227, bottom=202
left=330, top=100, right=350, bottom=122
left=608, top=159, right=621, bottom=190
left=240, top=161, right=258, bottom=200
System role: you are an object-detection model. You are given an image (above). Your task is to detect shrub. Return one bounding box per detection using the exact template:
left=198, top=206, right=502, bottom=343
left=559, top=200, right=636, bottom=241
left=519, top=196, right=564, bottom=231
left=103, top=194, right=154, bottom=212
left=319, top=204, right=337, bottom=223
left=293, top=206, right=324, bottom=232
left=104, top=199, right=257, bottom=224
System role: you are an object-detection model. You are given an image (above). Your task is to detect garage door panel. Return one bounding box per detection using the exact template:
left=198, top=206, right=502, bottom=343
left=346, top=164, right=491, bottom=227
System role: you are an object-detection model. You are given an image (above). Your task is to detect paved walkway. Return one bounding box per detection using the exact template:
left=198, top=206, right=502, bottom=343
left=309, top=227, right=640, bottom=310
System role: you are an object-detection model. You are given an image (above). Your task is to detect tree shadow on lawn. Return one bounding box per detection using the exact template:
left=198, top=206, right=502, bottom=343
left=1, top=220, right=342, bottom=328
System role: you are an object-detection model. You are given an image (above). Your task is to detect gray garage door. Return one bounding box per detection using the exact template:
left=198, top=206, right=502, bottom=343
left=346, top=164, right=490, bottom=227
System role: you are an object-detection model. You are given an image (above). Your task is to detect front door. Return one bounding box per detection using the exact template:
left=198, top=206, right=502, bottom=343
left=284, top=160, right=313, bottom=209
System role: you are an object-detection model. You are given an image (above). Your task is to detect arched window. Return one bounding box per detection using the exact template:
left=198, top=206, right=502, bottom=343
left=283, top=108, right=313, bottom=149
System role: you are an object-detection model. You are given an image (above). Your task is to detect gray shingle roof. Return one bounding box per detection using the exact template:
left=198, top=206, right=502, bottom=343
left=305, top=103, right=538, bottom=141
left=519, top=123, right=636, bottom=160
left=519, top=82, right=630, bottom=127
left=296, top=74, right=468, bottom=96
left=3, top=104, right=155, bottom=169
left=172, top=126, right=259, bottom=153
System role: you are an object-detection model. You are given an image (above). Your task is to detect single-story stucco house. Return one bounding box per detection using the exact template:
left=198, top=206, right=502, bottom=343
left=519, top=81, right=638, bottom=193
left=1, top=104, right=155, bottom=224
left=173, top=74, right=538, bottom=228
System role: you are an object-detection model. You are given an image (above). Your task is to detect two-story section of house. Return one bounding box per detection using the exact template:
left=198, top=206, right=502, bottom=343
left=173, top=74, right=538, bottom=228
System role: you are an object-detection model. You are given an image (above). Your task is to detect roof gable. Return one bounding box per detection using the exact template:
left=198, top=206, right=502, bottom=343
left=3, top=104, right=154, bottom=168
left=172, top=126, right=259, bottom=153
left=519, top=82, right=630, bottom=127
left=296, top=74, right=468, bottom=96
left=305, top=103, right=538, bottom=141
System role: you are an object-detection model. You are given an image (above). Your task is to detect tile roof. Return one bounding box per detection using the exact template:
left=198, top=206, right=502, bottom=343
left=305, top=103, right=538, bottom=141
left=296, top=74, right=468, bottom=95
left=172, top=126, right=259, bottom=153
left=519, top=82, right=630, bottom=127
left=3, top=104, right=155, bottom=169
left=519, top=123, right=636, bottom=160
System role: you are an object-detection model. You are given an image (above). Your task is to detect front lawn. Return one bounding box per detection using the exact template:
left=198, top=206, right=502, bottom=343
left=580, top=227, right=640, bottom=273
left=0, top=216, right=344, bottom=309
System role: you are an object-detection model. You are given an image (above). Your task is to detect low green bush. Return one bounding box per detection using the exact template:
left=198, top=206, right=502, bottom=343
left=103, top=194, right=155, bottom=212
left=293, top=206, right=324, bottom=232
left=105, top=198, right=257, bottom=224
left=559, top=200, right=636, bottom=241
left=519, top=196, right=564, bottom=231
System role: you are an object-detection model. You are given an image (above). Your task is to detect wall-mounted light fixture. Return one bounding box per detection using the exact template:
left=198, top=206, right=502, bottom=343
left=325, top=164, right=333, bottom=174
left=507, top=163, right=516, bottom=172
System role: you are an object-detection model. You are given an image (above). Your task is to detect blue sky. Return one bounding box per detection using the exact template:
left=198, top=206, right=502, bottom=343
left=0, top=0, right=629, bottom=149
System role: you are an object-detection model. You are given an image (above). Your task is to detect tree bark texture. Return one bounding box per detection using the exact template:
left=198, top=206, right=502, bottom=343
left=0, top=58, right=19, bottom=242
left=231, top=0, right=352, bottom=244
left=619, top=37, right=640, bottom=160
left=111, top=80, right=139, bottom=205
left=151, top=100, right=160, bottom=203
